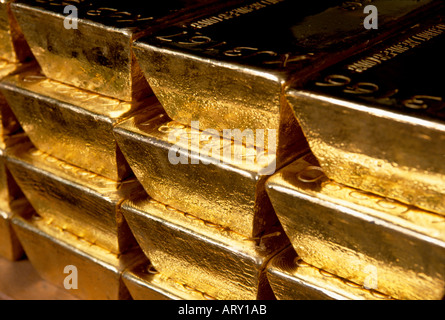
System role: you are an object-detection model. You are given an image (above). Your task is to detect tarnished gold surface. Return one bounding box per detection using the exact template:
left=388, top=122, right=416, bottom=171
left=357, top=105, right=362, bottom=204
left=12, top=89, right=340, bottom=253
left=287, top=13, right=445, bottom=215
left=267, top=246, right=394, bottom=300
left=0, top=198, right=29, bottom=261
left=0, top=69, right=162, bottom=181
left=0, top=0, right=32, bottom=63
left=133, top=0, right=439, bottom=148
left=6, top=140, right=140, bottom=254
left=11, top=212, right=142, bottom=300
left=123, top=257, right=214, bottom=300
left=266, top=154, right=445, bottom=300
left=121, top=192, right=288, bottom=300
left=11, top=0, right=240, bottom=101
left=114, top=111, right=307, bottom=238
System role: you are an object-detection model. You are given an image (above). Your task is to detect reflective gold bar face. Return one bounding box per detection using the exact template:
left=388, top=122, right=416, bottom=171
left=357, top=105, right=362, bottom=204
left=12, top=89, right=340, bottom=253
left=0, top=198, right=29, bottom=261
left=6, top=140, right=140, bottom=254
left=0, top=0, right=32, bottom=63
left=0, top=69, right=162, bottom=181
left=123, top=257, right=215, bottom=300
left=11, top=212, right=142, bottom=300
left=114, top=111, right=307, bottom=238
left=267, top=246, right=394, bottom=300
left=11, top=0, right=240, bottom=101
left=133, top=0, right=439, bottom=145
left=266, top=154, right=445, bottom=300
left=121, top=192, right=288, bottom=300
left=287, top=13, right=445, bottom=215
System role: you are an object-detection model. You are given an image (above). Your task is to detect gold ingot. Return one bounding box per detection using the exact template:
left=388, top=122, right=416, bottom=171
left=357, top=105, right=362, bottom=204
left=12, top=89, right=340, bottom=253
left=287, top=14, right=445, bottom=215
left=10, top=0, right=239, bottom=101
left=0, top=69, right=162, bottom=181
left=133, top=0, right=439, bottom=146
left=11, top=212, right=142, bottom=300
left=0, top=198, right=29, bottom=261
left=6, top=139, right=140, bottom=255
left=0, top=0, right=32, bottom=63
left=121, top=192, right=288, bottom=300
left=123, top=257, right=216, bottom=300
left=114, top=111, right=307, bottom=238
left=266, top=154, right=445, bottom=300
left=267, top=246, right=394, bottom=300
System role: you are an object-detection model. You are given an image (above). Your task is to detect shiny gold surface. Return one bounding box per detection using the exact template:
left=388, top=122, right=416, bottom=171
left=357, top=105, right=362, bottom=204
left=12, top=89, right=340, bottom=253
left=0, top=0, right=32, bottom=63
left=0, top=69, right=162, bottom=181
left=11, top=212, right=141, bottom=300
left=123, top=257, right=214, bottom=300
left=133, top=0, right=438, bottom=148
left=121, top=192, right=287, bottom=300
left=10, top=0, right=236, bottom=101
left=0, top=198, right=29, bottom=261
left=6, top=140, right=140, bottom=254
left=114, top=111, right=307, bottom=238
left=287, top=13, right=445, bottom=215
left=266, top=154, right=445, bottom=300
left=267, top=246, right=394, bottom=300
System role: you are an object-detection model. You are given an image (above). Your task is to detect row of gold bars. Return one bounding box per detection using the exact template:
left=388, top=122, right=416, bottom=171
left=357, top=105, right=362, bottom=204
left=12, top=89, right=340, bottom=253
left=0, top=0, right=444, bottom=300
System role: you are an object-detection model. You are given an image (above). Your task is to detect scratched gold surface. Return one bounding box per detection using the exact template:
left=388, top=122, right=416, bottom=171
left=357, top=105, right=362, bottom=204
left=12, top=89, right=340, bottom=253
left=114, top=110, right=307, bottom=238
left=121, top=191, right=288, bottom=300
left=11, top=211, right=142, bottom=300
left=266, top=154, right=445, bottom=300
left=123, top=257, right=215, bottom=300
left=6, top=140, right=140, bottom=255
left=267, top=246, right=394, bottom=300
left=0, top=68, right=161, bottom=181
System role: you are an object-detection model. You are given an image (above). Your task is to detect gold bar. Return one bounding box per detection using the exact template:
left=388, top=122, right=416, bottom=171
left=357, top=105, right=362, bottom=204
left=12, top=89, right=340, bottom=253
left=133, top=0, right=439, bottom=148
left=266, top=154, right=445, bottom=300
left=0, top=68, right=162, bottom=181
left=6, top=139, right=141, bottom=255
left=123, top=257, right=216, bottom=300
left=114, top=111, right=307, bottom=238
left=121, top=192, right=288, bottom=300
left=0, top=134, right=28, bottom=261
left=11, top=212, right=142, bottom=300
left=11, top=0, right=241, bottom=101
left=0, top=0, right=32, bottom=63
left=267, top=246, right=394, bottom=300
left=287, top=12, right=445, bottom=215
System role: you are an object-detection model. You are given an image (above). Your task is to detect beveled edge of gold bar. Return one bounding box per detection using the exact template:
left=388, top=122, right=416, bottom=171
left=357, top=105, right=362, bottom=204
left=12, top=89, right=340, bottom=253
left=266, top=153, right=445, bottom=300
left=0, top=197, right=30, bottom=261
left=123, top=256, right=217, bottom=301
left=11, top=211, right=143, bottom=300
left=267, top=246, right=395, bottom=300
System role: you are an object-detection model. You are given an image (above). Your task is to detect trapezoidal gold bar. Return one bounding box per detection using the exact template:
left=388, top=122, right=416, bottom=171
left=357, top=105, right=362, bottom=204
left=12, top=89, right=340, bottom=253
left=6, top=139, right=141, bottom=255
left=11, top=0, right=242, bottom=101
left=11, top=212, right=142, bottom=300
left=123, top=257, right=216, bottom=300
left=114, top=110, right=307, bottom=238
left=121, top=192, right=288, bottom=300
left=266, top=154, right=445, bottom=300
left=0, top=68, right=162, bottom=181
left=287, top=12, right=445, bottom=215
left=267, top=246, right=394, bottom=300
left=133, top=0, right=440, bottom=149
left=0, top=0, right=32, bottom=63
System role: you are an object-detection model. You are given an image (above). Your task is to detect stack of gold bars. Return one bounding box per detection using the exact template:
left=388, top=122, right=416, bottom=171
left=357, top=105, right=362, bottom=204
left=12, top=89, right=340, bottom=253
left=0, top=0, right=444, bottom=300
